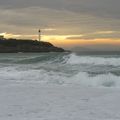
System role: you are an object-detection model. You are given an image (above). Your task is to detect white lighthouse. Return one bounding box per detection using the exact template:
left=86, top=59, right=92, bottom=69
left=38, top=29, right=41, bottom=41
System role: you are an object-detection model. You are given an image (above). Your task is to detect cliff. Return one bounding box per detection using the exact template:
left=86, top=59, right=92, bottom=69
left=0, top=38, right=65, bottom=53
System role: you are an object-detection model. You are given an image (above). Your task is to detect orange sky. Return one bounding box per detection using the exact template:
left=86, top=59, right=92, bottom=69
left=46, top=38, right=120, bottom=48
left=1, top=32, right=120, bottom=50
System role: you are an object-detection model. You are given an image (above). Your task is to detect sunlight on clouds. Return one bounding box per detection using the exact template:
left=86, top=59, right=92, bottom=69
left=66, top=31, right=120, bottom=40
left=0, top=32, right=6, bottom=36
left=4, top=33, right=21, bottom=38
left=42, top=28, right=56, bottom=31
left=44, top=36, right=120, bottom=48
left=2, top=32, right=120, bottom=49
left=43, top=35, right=82, bottom=41
left=4, top=32, right=83, bottom=41
left=94, top=31, right=116, bottom=34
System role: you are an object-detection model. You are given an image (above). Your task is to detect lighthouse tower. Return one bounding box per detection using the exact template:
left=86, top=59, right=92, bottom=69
left=38, top=29, right=41, bottom=41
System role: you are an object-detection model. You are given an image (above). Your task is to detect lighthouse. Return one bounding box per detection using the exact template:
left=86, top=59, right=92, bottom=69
left=38, top=29, right=41, bottom=41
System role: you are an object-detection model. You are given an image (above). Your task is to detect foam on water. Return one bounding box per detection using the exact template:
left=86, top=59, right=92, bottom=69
left=0, top=53, right=120, bottom=88
left=67, top=53, right=120, bottom=66
left=0, top=65, right=120, bottom=88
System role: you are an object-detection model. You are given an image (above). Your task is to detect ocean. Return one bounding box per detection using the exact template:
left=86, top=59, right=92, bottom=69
left=1, top=52, right=120, bottom=119
left=0, top=52, right=120, bottom=88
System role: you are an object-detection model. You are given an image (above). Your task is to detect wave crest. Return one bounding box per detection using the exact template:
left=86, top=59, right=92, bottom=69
left=67, top=53, right=120, bottom=66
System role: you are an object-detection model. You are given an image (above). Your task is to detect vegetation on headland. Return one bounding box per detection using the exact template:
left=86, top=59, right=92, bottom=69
left=0, top=38, right=65, bottom=53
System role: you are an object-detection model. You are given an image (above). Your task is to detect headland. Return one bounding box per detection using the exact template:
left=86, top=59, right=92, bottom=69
left=0, top=38, right=65, bottom=53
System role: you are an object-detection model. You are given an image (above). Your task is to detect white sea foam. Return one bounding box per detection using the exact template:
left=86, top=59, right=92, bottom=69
left=69, top=72, right=120, bottom=88
left=1, top=53, right=120, bottom=120
left=0, top=65, right=120, bottom=88
left=0, top=53, right=120, bottom=88
left=67, top=53, right=120, bottom=66
left=1, top=53, right=120, bottom=119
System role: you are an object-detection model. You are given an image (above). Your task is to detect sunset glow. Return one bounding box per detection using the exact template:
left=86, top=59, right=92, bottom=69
left=2, top=32, right=120, bottom=49
left=0, top=0, right=119, bottom=50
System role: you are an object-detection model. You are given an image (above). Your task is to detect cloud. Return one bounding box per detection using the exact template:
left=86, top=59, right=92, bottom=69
left=67, top=31, right=120, bottom=40
left=1, top=0, right=119, bottom=19
left=0, top=0, right=119, bottom=42
left=66, top=0, right=120, bottom=19
left=0, top=33, right=6, bottom=36
left=0, top=0, right=66, bottom=10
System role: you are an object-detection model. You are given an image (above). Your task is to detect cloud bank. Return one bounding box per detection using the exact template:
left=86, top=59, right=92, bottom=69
left=0, top=0, right=119, bottom=41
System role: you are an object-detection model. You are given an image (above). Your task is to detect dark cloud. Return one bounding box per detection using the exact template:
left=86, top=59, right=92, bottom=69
left=0, top=0, right=120, bottom=19
left=0, top=0, right=119, bottom=40
left=66, top=0, right=120, bottom=19
left=0, top=0, right=65, bottom=10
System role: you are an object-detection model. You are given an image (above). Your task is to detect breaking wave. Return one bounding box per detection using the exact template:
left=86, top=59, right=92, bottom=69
left=67, top=53, right=120, bottom=66
left=0, top=52, right=120, bottom=88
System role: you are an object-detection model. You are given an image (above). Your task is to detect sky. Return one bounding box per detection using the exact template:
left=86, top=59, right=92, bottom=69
left=0, top=0, right=120, bottom=50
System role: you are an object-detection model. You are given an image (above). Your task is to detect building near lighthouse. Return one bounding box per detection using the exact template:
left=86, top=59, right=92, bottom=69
left=0, top=35, right=4, bottom=40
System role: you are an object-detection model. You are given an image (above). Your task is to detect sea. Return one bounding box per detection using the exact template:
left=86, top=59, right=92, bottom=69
left=0, top=52, right=120, bottom=88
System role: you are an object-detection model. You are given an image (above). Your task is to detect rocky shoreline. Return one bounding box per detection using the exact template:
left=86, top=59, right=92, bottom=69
left=0, top=38, right=65, bottom=53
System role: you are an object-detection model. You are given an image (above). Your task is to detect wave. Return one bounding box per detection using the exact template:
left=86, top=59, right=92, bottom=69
left=0, top=53, right=69, bottom=64
left=0, top=53, right=120, bottom=66
left=67, top=53, right=120, bottom=66
left=0, top=53, right=120, bottom=88
left=69, top=72, right=120, bottom=88
left=0, top=65, right=120, bottom=88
